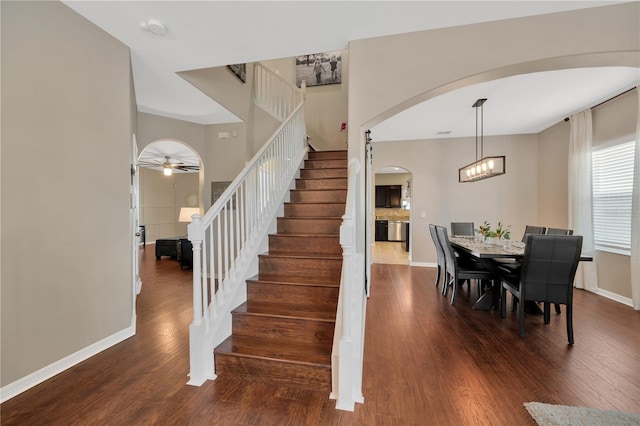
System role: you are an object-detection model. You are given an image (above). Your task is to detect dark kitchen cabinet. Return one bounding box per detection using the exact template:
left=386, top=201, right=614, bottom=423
left=375, top=185, right=402, bottom=208
left=375, top=220, right=388, bottom=241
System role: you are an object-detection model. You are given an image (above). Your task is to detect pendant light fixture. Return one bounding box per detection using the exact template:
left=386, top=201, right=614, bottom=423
left=458, top=98, right=506, bottom=183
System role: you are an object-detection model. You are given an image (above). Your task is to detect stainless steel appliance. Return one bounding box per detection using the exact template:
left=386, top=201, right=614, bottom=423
left=388, top=220, right=403, bottom=241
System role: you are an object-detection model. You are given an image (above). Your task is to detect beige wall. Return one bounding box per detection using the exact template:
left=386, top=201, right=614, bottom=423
left=373, top=135, right=538, bottom=265
left=259, top=53, right=350, bottom=152
left=1, top=1, right=135, bottom=385
left=179, top=64, right=251, bottom=122
left=137, top=112, right=207, bottom=156
left=204, top=123, right=248, bottom=208
left=537, top=121, right=570, bottom=229
left=302, top=50, right=349, bottom=151
left=537, top=88, right=637, bottom=299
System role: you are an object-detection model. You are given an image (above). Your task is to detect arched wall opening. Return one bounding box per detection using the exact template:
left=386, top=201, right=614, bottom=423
left=372, top=165, right=413, bottom=265
left=138, top=139, right=204, bottom=244
left=362, top=53, right=639, bottom=267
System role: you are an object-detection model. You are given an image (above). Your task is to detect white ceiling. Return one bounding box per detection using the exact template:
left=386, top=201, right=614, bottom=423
left=63, top=0, right=638, bottom=151
left=371, top=67, right=639, bottom=141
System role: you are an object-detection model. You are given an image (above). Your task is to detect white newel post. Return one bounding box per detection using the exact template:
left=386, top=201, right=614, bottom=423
left=336, top=214, right=355, bottom=411
left=187, top=214, right=214, bottom=385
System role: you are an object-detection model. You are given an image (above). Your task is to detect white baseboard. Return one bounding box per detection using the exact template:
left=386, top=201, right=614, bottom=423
left=0, top=324, right=135, bottom=403
left=410, top=262, right=436, bottom=268
left=592, top=288, right=633, bottom=307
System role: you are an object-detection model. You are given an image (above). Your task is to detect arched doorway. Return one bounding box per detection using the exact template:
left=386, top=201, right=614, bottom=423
left=137, top=140, right=203, bottom=245
left=372, top=165, right=412, bottom=265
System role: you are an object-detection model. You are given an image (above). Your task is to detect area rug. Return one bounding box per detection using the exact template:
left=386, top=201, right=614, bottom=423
left=524, top=402, right=640, bottom=426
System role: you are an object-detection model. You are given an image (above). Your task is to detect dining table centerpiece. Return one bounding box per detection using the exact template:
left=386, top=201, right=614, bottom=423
left=476, top=221, right=511, bottom=244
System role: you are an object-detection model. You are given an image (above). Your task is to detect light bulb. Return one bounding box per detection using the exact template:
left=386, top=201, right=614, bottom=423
left=482, top=162, right=487, bottom=172
left=163, top=168, right=172, bottom=176
left=488, top=159, right=495, bottom=170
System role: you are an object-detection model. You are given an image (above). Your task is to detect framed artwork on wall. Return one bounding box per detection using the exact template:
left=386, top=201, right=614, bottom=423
left=211, top=181, right=231, bottom=207
left=296, top=51, right=341, bottom=88
left=227, top=64, right=246, bottom=83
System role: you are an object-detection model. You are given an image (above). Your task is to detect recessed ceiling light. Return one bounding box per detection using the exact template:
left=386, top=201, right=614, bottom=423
left=141, top=19, right=166, bottom=36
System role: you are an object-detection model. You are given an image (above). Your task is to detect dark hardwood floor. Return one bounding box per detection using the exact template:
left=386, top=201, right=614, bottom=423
left=2, top=248, right=639, bottom=425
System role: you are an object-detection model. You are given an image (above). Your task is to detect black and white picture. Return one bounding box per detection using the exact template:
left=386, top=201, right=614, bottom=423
left=296, top=51, right=341, bottom=88
left=227, top=64, right=246, bottom=83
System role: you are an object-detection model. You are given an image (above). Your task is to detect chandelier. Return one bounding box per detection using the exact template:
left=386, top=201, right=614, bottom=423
left=458, top=98, right=506, bottom=183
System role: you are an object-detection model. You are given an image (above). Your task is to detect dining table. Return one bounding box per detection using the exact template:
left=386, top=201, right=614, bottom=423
left=450, top=237, right=524, bottom=310
left=449, top=236, right=593, bottom=311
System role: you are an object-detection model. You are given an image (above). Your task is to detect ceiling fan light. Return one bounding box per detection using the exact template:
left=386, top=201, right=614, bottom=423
left=163, top=167, right=172, bottom=176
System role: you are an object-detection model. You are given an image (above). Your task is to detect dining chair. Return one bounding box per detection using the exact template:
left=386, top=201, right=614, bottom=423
left=496, top=225, right=548, bottom=273
left=546, top=227, right=574, bottom=235
left=521, top=225, right=547, bottom=242
left=500, top=235, right=583, bottom=344
left=436, top=225, right=494, bottom=305
left=429, top=224, right=446, bottom=288
left=541, top=228, right=574, bottom=312
left=450, top=222, right=475, bottom=237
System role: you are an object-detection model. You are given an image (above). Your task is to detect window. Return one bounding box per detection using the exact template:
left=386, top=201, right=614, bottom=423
left=592, top=140, right=635, bottom=255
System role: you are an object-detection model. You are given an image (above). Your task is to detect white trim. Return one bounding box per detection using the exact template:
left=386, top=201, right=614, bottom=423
left=410, top=262, right=436, bottom=268
left=0, top=324, right=135, bottom=403
left=591, top=288, right=634, bottom=307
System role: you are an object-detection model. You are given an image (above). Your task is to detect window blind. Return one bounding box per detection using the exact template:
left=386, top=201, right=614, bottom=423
left=592, top=140, right=635, bottom=255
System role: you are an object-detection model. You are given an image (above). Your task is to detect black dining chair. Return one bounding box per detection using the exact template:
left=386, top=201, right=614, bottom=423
left=542, top=228, right=574, bottom=313
left=436, top=225, right=494, bottom=305
left=496, top=225, right=548, bottom=274
left=429, top=224, right=446, bottom=288
left=450, top=222, right=475, bottom=237
left=546, top=227, right=574, bottom=236
left=521, top=225, right=547, bottom=242
left=500, top=235, right=583, bottom=344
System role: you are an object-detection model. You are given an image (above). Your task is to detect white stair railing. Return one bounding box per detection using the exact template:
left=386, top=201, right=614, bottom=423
left=187, top=63, right=307, bottom=386
left=330, top=158, right=366, bottom=411
left=254, top=64, right=304, bottom=121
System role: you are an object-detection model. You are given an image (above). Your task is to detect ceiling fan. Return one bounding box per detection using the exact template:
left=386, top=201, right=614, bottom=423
left=138, top=155, right=199, bottom=175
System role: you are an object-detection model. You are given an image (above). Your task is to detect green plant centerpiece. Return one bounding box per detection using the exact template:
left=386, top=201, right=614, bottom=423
left=494, top=222, right=511, bottom=240
left=475, top=221, right=511, bottom=243
left=476, top=221, right=491, bottom=238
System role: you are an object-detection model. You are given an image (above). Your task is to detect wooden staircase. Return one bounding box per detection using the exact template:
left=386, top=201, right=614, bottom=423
left=214, top=150, right=347, bottom=391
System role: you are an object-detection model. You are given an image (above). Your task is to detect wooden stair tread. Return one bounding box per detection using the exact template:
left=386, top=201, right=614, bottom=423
left=260, top=252, right=342, bottom=260
left=234, top=302, right=337, bottom=321
left=300, top=167, right=347, bottom=171
left=216, top=335, right=331, bottom=366
left=269, top=233, right=339, bottom=239
left=283, top=216, right=344, bottom=220
left=246, top=278, right=339, bottom=288
left=285, top=201, right=345, bottom=204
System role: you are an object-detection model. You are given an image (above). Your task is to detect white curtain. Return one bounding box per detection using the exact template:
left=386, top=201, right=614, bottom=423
left=631, top=86, right=640, bottom=310
left=568, top=110, right=598, bottom=291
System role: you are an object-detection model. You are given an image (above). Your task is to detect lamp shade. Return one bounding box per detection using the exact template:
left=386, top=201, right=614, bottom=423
left=179, top=207, right=200, bottom=222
